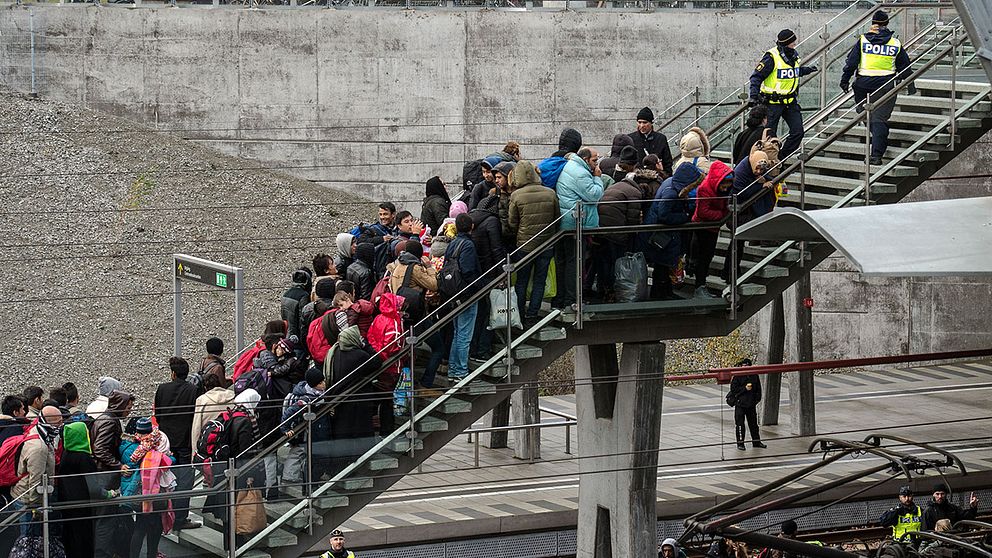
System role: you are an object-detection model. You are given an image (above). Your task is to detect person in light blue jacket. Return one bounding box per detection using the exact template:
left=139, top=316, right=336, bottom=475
left=552, top=148, right=604, bottom=309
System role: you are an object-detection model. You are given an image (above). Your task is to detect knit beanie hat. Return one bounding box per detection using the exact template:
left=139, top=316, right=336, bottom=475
left=448, top=201, right=468, bottom=218
left=609, top=133, right=635, bottom=157
left=355, top=242, right=376, bottom=266
left=558, top=128, right=583, bottom=153
left=315, top=277, right=337, bottom=299
left=619, top=145, right=640, bottom=168
left=636, top=107, right=654, bottom=122
left=777, top=29, right=797, bottom=45
left=482, top=155, right=503, bottom=171
left=493, top=161, right=516, bottom=177
left=305, top=367, right=325, bottom=388
left=872, top=10, right=888, bottom=24
left=135, top=417, right=153, bottom=434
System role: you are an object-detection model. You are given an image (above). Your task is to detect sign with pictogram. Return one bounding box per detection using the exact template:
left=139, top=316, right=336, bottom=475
left=172, top=254, right=245, bottom=358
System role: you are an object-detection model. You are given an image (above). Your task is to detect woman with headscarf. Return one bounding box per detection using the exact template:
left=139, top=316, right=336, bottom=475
left=121, top=418, right=176, bottom=558
left=420, top=176, right=451, bottom=235
left=334, top=233, right=355, bottom=278
left=56, top=422, right=98, bottom=558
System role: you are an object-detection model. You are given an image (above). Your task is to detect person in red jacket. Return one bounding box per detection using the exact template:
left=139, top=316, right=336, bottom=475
left=691, top=160, right=734, bottom=298
left=367, top=292, right=405, bottom=435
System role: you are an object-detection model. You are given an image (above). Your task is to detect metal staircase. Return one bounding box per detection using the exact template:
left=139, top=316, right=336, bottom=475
left=162, top=4, right=992, bottom=557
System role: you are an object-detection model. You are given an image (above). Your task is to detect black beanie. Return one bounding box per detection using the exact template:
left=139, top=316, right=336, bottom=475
left=404, top=240, right=423, bottom=259
left=636, top=106, right=654, bottom=122
left=777, top=29, right=797, bottom=45
left=315, top=278, right=337, bottom=300
left=872, top=10, right=889, bottom=24
left=558, top=128, right=583, bottom=153
left=305, top=367, right=324, bottom=388
left=355, top=242, right=376, bottom=266
left=619, top=145, right=639, bottom=167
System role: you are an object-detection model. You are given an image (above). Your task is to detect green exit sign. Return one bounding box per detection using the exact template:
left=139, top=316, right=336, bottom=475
left=216, top=273, right=229, bottom=288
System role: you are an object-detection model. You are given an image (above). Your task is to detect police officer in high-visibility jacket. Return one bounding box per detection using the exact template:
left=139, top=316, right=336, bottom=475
left=319, top=529, right=356, bottom=558
left=748, top=29, right=818, bottom=160
left=879, top=486, right=923, bottom=540
left=840, top=10, right=914, bottom=166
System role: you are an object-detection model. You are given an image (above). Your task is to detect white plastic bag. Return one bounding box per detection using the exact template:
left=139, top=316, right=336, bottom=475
left=488, top=288, right=523, bottom=331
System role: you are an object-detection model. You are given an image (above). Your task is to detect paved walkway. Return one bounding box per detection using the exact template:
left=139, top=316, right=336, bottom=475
left=341, top=359, right=992, bottom=546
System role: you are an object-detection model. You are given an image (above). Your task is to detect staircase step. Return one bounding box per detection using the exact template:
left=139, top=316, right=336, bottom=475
left=470, top=357, right=519, bottom=378
left=715, top=237, right=803, bottom=262
left=802, top=155, right=918, bottom=177
left=387, top=436, right=424, bottom=452
left=888, top=111, right=982, bottom=128
left=513, top=343, right=543, bottom=359
left=465, top=379, right=497, bottom=395
left=706, top=277, right=766, bottom=297
left=437, top=397, right=473, bottom=414
left=533, top=325, right=567, bottom=341
left=370, top=453, right=401, bottom=470
left=341, top=477, right=373, bottom=491
left=169, top=517, right=273, bottom=557
left=823, top=123, right=951, bottom=144
left=266, top=499, right=323, bottom=529
left=803, top=138, right=941, bottom=162
left=777, top=189, right=877, bottom=209
left=416, top=415, right=449, bottom=432
left=789, top=171, right=898, bottom=194
left=282, top=486, right=351, bottom=511
left=707, top=257, right=789, bottom=278
left=914, top=78, right=989, bottom=95
left=897, top=94, right=992, bottom=113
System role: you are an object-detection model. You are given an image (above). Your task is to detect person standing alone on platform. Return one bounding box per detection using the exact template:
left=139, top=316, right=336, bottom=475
left=749, top=29, right=818, bottom=160
left=726, top=358, right=767, bottom=451
left=840, top=10, right=914, bottom=166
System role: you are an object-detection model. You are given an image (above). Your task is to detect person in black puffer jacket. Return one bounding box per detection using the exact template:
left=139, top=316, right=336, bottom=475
left=469, top=195, right=507, bottom=358
left=420, top=176, right=451, bottom=235
left=346, top=243, right=375, bottom=302
left=726, top=358, right=766, bottom=451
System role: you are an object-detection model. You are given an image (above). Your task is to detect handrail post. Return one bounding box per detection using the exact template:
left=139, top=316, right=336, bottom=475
left=730, top=194, right=738, bottom=321
left=950, top=26, right=957, bottom=149
left=799, top=145, right=807, bottom=269
left=575, top=203, right=583, bottom=329
left=565, top=423, right=571, bottom=455
left=864, top=92, right=872, bottom=206
left=41, top=473, right=50, bottom=558
left=304, top=402, right=315, bottom=535
left=504, top=253, right=514, bottom=382
left=819, top=23, right=828, bottom=111
left=407, top=326, right=416, bottom=457
left=474, top=434, right=480, bottom=468
left=227, top=457, right=237, bottom=558
left=693, top=86, right=700, bottom=128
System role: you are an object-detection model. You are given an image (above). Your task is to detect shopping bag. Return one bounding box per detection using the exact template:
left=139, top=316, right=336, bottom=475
left=235, top=484, right=267, bottom=535
left=614, top=252, right=649, bottom=303
left=393, top=366, right=413, bottom=417
left=488, top=288, right=522, bottom=331
left=525, top=257, right=557, bottom=300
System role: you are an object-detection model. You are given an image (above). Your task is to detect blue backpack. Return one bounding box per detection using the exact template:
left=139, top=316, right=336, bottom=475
left=537, top=157, right=569, bottom=190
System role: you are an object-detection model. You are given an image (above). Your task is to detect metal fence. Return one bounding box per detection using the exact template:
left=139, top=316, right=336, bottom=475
left=0, top=0, right=882, bottom=10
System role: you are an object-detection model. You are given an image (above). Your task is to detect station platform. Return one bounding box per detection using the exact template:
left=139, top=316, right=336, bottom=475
left=339, top=358, right=992, bottom=550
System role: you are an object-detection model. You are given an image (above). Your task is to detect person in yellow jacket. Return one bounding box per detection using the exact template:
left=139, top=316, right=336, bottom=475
left=840, top=10, right=915, bottom=165
left=748, top=29, right=818, bottom=160
left=879, top=486, right=923, bottom=540
left=320, top=529, right=357, bottom=558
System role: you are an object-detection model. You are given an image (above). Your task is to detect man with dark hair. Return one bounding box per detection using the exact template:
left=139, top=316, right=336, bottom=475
left=628, top=107, right=673, bottom=177
left=395, top=211, right=424, bottom=242
left=90, top=389, right=135, bottom=557
left=62, top=382, right=81, bottom=415
left=880, top=486, right=923, bottom=539
left=311, top=253, right=340, bottom=302
left=153, top=357, right=200, bottom=530
left=0, top=395, right=27, bottom=553
left=48, top=386, right=68, bottom=408
left=377, top=202, right=397, bottom=233
left=199, top=337, right=228, bottom=388
left=923, top=483, right=979, bottom=530
left=446, top=214, right=481, bottom=381
left=22, top=386, right=43, bottom=418
left=282, top=268, right=313, bottom=350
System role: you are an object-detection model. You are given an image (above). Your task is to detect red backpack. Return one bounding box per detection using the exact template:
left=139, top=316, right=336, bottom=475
left=0, top=422, right=37, bottom=488
left=194, top=409, right=245, bottom=462
left=232, top=341, right=264, bottom=381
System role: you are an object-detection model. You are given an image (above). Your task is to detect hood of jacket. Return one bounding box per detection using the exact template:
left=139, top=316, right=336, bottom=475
left=510, top=160, right=542, bottom=190
left=679, top=127, right=710, bottom=159
left=98, top=376, right=122, bottom=397
left=864, top=25, right=895, bottom=45
left=338, top=325, right=364, bottom=351
left=698, top=160, right=733, bottom=195
left=63, top=422, right=92, bottom=454
left=335, top=233, right=354, bottom=260
left=662, top=538, right=679, bottom=551
left=234, top=388, right=261, bottom=412
left=377, top=292, right=404, bottom=319
left=397, top=251, right=421, bottom=266
left=291, top=380, right=322, bottom=399
left=254, top=350, right=278, bottom=371
left=671, top=163, right=703, bottom=190
left=609, top=133, right=634, bottom=157
left=425, top=176, right=451, bottom=202
left=107, top=390, right=135, bottom=416
left=558, top=128, right=582, bottom=154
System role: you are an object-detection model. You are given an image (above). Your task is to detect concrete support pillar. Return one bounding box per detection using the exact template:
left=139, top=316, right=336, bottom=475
left=481, top=400, right=510, bottom=449
left=762, top=293, right=785, bottom=426
left=575, top=342, right=665, bottom=558
left=790, top=271, right=816, bottom=436
left=512, top=382, right=540, bottom=460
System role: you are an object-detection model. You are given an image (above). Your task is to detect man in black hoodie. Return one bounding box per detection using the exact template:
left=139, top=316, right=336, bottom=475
left=628, top=107, right=674, bottom=176
left=346, top=243, right=376, bottom=301
left=91, top=390, right=135, bottom=558
left=469, top=195, right=507, bottom=359
left=840, top=10, right=914, bottom=165
left=726, top=359, right=767, bottom=451
left=923, top=483, right=979, bottom=530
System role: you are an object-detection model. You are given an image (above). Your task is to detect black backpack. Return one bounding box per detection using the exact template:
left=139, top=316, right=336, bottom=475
left=395, top=263, right=426, bottom=324
left=194, top=408, right=243, bottom=462
left=438, top=239, right=469, bottom=302
left=462, top=159, right=484, bottom=192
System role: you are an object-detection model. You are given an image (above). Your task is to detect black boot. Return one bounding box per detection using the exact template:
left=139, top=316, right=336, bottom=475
left=735, top=425, right=746, bottom=450
left=753, top=440, right=767, bottom=448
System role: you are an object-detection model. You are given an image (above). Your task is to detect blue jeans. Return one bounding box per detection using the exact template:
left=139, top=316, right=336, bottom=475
left=515, top=248, right=554, bottom=318
left=448, top=302, right=478, bottom=379
left=10, top=501, right=36, bottom=538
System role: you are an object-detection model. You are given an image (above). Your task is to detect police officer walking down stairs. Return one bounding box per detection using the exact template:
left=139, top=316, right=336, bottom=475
left=879, top=486, right=923, bottom=541
left=840, top=9, right=914, bottom=166
left=320, top=529, right=357, bottom=558
left=749, top=29, right=818, bottom=160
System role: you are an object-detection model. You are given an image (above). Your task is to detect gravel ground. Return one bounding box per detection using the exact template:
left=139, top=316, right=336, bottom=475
left=0, top=88, right=375, bottom=409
